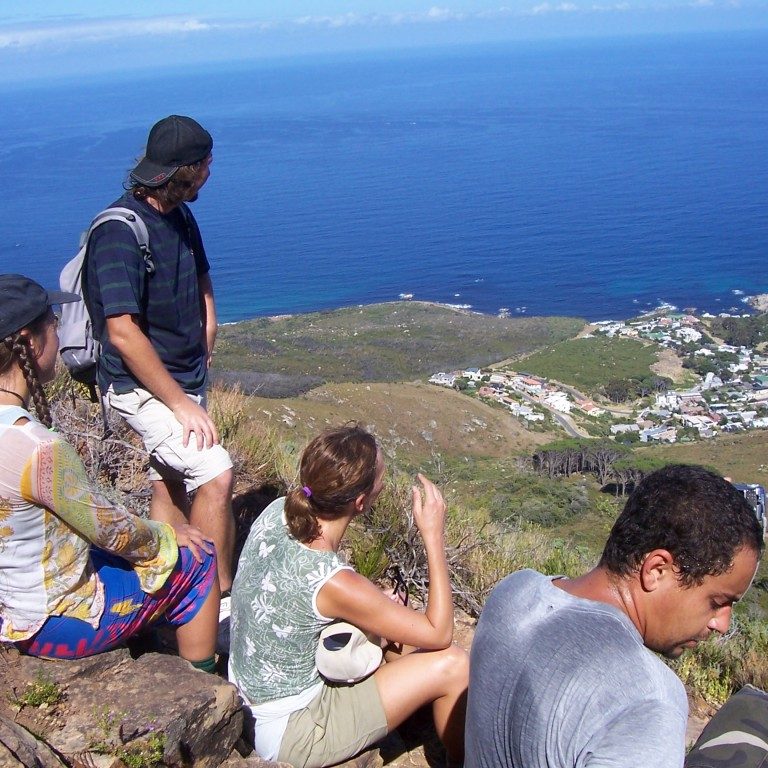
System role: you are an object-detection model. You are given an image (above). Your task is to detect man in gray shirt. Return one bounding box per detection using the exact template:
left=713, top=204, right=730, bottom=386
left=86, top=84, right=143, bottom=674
left=466, top=464, right=763, bottom=767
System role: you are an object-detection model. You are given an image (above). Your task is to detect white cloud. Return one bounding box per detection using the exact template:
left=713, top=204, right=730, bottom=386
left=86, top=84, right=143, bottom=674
left=0, top=8, right=490, bottom=49
left=0, top=17, right=216, bottom=49
left=527, top=2, right=580, bottom=14
left=0, top=2, right=755, bottom=51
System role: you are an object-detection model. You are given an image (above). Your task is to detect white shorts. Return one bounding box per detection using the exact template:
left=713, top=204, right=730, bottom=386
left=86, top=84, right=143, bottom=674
left=106, top=386, right=233, bottom=492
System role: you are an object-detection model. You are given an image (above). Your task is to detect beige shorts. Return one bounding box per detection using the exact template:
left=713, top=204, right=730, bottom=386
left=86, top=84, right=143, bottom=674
left=106, top=386, right=232, bottom=492
left=277, top=676, right=388, bottom=768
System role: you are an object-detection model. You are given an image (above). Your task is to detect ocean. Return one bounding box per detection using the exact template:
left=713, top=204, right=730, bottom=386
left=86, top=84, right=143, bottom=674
left=2, top=31, right=768, bottom=323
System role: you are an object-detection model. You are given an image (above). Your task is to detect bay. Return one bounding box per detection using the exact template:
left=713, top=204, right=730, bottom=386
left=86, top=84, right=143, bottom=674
left=1, top=31, right=767, bottom=322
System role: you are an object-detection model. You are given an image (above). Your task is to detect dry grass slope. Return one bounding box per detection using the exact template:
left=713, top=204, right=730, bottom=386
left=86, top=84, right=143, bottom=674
left=244, top=381, right=557, bottom=466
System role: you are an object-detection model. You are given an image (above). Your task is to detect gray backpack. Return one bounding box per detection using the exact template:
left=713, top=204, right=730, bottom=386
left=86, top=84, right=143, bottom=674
left=58, top=207, right=152, bottom=388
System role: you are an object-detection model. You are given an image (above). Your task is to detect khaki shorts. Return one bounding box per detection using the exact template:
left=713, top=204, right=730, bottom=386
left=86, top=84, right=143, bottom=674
left=107, top=386, right=232, bottom=492
left=277, top=676, right=388, bottom=768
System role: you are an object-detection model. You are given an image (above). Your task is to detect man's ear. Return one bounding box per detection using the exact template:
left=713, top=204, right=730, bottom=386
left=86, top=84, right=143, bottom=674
left=353, top=492, right=367, bottom=514
left=639, top=549, right=677, bottom=593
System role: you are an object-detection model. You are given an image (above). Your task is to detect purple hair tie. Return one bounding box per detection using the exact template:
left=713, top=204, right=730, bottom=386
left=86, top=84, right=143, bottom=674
left=302, top=485, right=312, bottom=498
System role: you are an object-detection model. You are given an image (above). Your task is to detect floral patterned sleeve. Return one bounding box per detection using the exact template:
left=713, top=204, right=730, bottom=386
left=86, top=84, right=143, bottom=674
left=20, top=436, right=178, bottom=594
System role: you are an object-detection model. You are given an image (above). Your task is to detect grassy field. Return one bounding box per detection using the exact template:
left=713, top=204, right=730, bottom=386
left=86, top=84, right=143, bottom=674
left=243, top=381, right=557, bottom=467
left=213, top=302, right=583, bottom=396
left=516, top=336, right=660, bottom=393
left=637, top=430, right=768, bottom=484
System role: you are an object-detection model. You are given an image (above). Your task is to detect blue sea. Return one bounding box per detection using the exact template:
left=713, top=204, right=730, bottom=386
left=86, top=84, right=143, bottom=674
left=2, top=31, right=768, bottom=323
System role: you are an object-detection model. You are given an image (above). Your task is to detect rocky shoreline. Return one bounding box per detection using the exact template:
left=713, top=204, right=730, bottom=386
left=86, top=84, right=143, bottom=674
left=747, top=294, right=768, bottom=312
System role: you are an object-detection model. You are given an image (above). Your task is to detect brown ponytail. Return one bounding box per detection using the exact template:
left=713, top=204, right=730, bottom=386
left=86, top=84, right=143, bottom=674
left=285, top=424, right=378, bottom=543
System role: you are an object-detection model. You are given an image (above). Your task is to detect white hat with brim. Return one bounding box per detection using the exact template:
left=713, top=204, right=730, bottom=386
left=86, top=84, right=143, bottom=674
left=315, top=621, right=383, bottom=684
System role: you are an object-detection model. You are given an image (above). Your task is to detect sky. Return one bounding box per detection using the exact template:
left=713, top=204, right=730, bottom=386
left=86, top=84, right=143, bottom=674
left=1, top=0, right=767, bottom=83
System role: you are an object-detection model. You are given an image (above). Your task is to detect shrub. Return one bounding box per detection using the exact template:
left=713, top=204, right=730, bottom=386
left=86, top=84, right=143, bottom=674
left=489, top=472, right=589, bottom=528
left=670, top=614, right=768, bottom=707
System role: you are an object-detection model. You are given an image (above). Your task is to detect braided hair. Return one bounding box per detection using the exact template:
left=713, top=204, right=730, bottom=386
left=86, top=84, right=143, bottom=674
left=0, top=312, right=53, bottom=428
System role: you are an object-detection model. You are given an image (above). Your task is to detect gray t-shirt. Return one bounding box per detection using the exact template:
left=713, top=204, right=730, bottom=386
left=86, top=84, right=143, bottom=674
left=466, top=570, right=688, bottom=768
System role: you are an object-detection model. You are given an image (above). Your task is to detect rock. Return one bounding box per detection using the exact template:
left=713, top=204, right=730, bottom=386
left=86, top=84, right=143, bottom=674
left=747, top=294, right=768, bottom=312
left=219, top=743, right=382, bottom=768
left=218, top=752, right=291, bottom=768
left=2, top=648, right=242, bottom=768
left=0, top=715, right=65, bottom=768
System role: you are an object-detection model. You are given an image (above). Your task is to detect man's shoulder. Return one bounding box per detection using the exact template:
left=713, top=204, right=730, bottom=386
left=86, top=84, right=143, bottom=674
left=479, top=568, right=681, bottom=686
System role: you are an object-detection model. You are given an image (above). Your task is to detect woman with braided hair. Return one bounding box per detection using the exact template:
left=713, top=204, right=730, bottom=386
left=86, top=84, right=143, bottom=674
left=230, top=424, right=468, bottom=768
left=0, top=274, right=219, bottom=670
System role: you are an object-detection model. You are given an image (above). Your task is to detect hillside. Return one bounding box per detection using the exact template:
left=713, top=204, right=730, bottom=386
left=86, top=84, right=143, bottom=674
left=514, top=336, right=659, bottom=394
left=638, top=430, right=768, bottom=484
left=244, top=381, right=556, bottom=466
left=213, top=302, right=584, bottom=397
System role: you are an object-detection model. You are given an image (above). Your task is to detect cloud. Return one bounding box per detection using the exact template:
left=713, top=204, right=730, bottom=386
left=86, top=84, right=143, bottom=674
left=527, top=2, right=579, bottom=14
left=0, top=8, right=485, bottom=50
left=0, top=2, right=758, bottom=51
left=0, top=16, right=216, bottom=49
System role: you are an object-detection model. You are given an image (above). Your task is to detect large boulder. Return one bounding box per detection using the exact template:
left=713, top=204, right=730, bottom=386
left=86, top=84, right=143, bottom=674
left=1, top=648, right=242, bottom=768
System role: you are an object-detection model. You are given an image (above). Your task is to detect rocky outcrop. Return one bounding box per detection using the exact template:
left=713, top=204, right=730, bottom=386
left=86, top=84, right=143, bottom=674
left=0, top=647, right=242, bottom=768
left=0, top=714, right=64, bottom=768
left=0, top=607, right=478, bottom=768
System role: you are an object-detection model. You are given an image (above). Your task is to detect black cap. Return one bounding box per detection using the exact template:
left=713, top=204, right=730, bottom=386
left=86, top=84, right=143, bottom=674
left=0, top=275, right=79, bottom=340
left=130, top=115, right=213, bottom=188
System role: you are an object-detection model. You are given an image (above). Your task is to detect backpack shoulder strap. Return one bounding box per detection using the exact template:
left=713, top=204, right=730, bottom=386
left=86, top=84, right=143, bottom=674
left=83, top=207, right=153, bottom=275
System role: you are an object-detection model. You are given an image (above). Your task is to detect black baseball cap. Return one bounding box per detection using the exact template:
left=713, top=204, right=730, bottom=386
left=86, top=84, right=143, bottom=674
left=130, top=115, right=213, bottom=188
left=0, top=275, right=79, bottom=340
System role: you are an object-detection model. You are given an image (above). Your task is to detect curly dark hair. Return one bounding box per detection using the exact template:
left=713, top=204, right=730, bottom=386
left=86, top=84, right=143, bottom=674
left=127, top=159, right=207, bottom=209
left=599, top=464, right=763, bottom=586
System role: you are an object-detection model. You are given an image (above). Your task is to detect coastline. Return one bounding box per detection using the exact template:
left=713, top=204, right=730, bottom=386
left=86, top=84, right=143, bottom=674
left=220, top=293, right=765, bottom=331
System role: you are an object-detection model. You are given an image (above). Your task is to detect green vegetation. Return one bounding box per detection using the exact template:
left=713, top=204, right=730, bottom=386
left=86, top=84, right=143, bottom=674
left=602, top=374, right=670, bottom=403
left=91, top=707, right=165, bottom=768
left=91, top=732, right=165, bottom=768
left=117, top=734, right=166, bottom=768
left=682, top=348, right=738, bottom=381
left=709, top=314, right=768, bottom=348
left=214, top=302, right=583, bottom=396
left=672, top=615, right=768, bottom=707
left=489, top=473, right=589, bottom=528
left=519, top=336, right=658, bottom=394
left=12, top=676, right=62, bottom=709
left=47, top=311, right=768, bottom=718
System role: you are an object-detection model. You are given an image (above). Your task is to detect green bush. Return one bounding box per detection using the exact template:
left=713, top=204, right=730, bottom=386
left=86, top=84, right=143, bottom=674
left=490, top=472, right=589, bottom=528
left=670, top=614, right=768, bottom=707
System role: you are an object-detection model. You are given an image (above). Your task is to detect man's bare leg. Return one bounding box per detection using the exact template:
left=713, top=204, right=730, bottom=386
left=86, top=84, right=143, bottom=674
left=190, top=468, right=235, bottom=593
left=150, top=477, right=189, bottom=527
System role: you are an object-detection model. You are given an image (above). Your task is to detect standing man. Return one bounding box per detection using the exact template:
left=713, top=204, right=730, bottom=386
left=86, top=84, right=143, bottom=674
left=466, top=464, right=763, bottom=767
left=86, top=115, right=235, bottom=597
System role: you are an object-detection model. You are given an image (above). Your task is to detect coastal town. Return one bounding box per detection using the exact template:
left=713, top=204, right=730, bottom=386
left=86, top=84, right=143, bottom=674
left=429, top=308, right=768, bottom=443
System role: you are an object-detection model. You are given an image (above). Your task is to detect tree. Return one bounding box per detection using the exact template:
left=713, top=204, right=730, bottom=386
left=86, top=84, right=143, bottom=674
left=604, top=379, right=631, bottom=403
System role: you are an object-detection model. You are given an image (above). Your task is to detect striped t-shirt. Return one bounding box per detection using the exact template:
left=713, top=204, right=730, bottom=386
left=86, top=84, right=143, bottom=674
left=86, top=194, right=210, bottom=394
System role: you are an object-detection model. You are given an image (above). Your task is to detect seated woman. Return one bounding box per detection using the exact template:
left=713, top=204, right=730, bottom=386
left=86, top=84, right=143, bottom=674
left=229, top=424, right=468, bottom=768
left=0, top=274, right=219, bottom=671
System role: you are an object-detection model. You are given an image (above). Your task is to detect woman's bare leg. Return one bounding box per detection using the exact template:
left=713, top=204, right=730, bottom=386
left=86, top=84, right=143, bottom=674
left=175, top=580, right=220, bottom=662
left=373, top=644, right=468, bottom=761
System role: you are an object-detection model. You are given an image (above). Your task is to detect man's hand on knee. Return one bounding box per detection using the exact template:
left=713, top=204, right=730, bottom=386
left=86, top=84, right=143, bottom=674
left=172, top=398, right=219, bottom=450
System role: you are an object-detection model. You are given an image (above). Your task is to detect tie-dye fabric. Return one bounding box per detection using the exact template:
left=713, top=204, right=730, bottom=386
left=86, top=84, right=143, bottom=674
left=16, top=547, right=216, bottom=659
left=0, top=406, right=178, bottom=643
